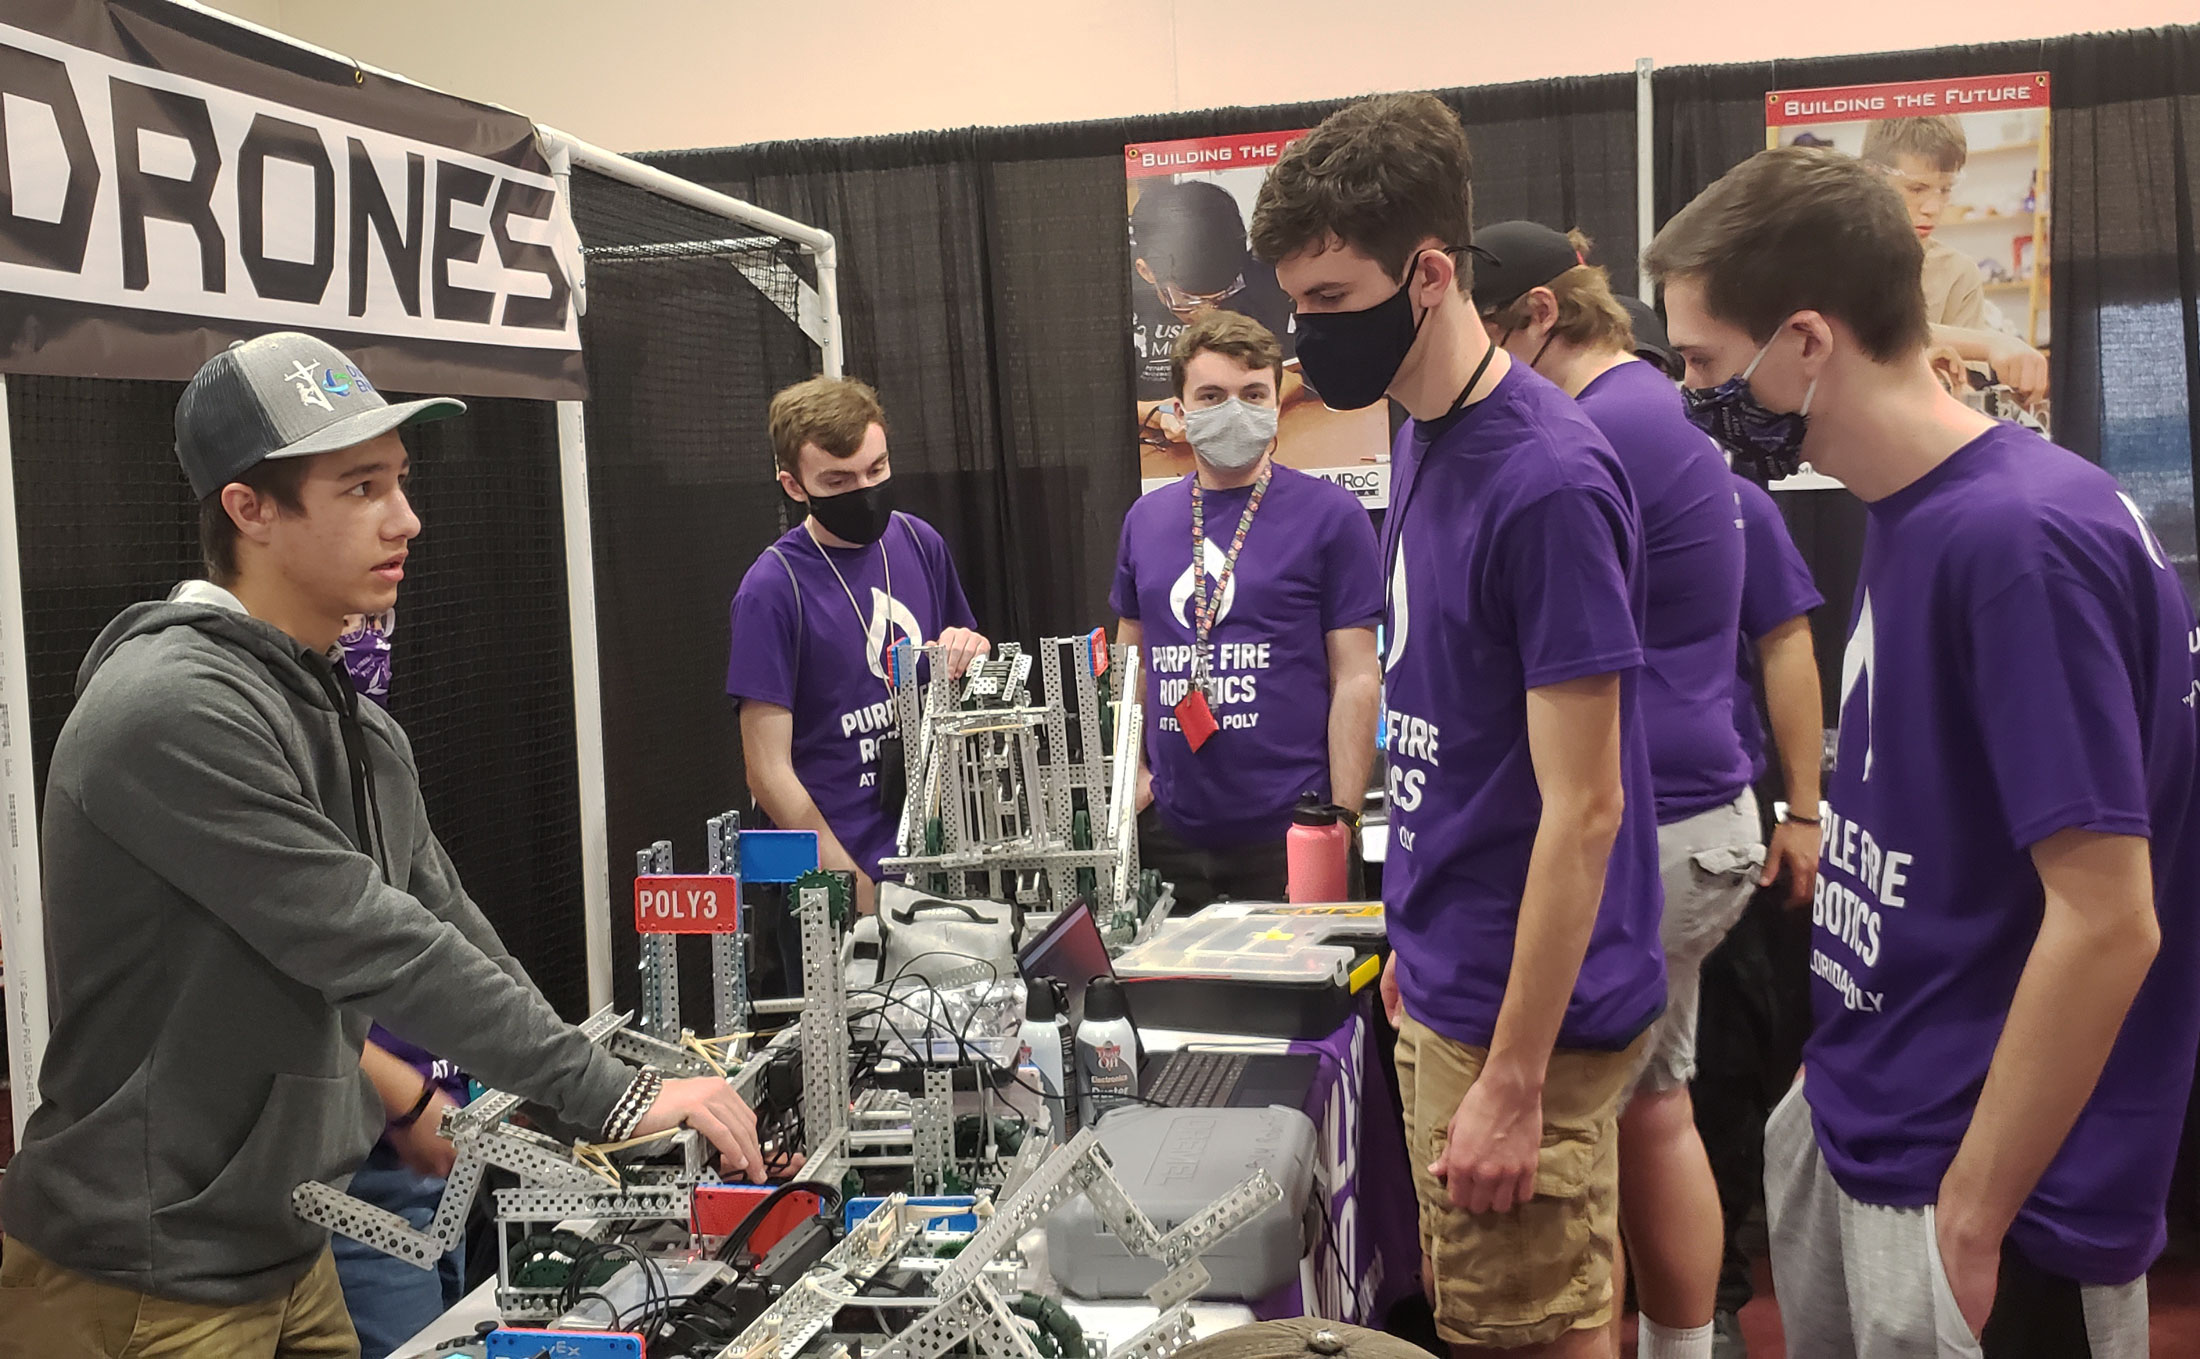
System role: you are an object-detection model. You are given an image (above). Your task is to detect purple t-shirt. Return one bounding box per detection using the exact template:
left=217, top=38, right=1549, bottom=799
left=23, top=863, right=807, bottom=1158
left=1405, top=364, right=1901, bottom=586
left=1804, top=423, right=2200, bottom=1285
left=1730, top=475, right=1822, bottom=785
left=1574, top=361, right=1748, bottom=822
left=369, top=1028, right=468, bottom=1106
left=726, top=512, right=978, bottom=880
left=1381, top=364, right=1666, bottom=1051
left=1110, top=465, right=1383, bottom=846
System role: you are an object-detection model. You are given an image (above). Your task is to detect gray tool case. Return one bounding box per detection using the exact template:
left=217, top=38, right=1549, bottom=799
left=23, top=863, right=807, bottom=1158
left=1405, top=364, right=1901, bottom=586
left=1046, top=1104, right=1319, bottom=1302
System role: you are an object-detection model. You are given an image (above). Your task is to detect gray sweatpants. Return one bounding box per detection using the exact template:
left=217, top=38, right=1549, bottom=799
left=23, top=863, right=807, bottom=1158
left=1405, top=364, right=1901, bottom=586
left=1765, top=1080, right=2150, bottom=1357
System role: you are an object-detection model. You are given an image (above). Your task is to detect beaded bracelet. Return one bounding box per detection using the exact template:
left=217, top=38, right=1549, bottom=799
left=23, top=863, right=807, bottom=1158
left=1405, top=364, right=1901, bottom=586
left=602, top=1065, right=663, bottom=1143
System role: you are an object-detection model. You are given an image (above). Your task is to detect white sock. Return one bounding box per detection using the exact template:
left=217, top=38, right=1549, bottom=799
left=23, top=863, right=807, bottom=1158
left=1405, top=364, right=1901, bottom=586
left=1638, top=1318, right=1715, bottom=1359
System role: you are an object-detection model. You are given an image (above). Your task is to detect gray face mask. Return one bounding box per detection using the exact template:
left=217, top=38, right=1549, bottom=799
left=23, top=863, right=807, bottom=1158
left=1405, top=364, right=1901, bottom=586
left=1182, top=397, right=1279, bottom=470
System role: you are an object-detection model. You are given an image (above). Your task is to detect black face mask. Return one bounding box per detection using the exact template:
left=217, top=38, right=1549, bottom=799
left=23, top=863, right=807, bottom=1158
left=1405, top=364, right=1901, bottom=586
left=805, top=479, right=895, bottom=546
left=1291, top=251, right=1437, bottom=411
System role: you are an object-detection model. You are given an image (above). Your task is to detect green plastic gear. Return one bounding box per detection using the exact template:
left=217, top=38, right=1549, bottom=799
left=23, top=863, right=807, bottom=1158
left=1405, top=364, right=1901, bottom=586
left=792, top=869, right=853, bottom=929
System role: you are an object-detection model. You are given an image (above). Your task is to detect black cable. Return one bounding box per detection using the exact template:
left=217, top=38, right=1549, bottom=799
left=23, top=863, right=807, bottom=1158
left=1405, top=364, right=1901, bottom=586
left=568, top=1288, right=624, bottom=1326
left=559, top=1238, right=667, bottom=1331
left=715, top=1177, right=844, bottom=1263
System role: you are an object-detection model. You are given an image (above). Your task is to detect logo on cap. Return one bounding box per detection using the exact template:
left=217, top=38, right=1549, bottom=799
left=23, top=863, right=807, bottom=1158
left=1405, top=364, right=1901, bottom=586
left=282, top=359, right=333, bottom=412
left=320, top=368, right=353, bottom=397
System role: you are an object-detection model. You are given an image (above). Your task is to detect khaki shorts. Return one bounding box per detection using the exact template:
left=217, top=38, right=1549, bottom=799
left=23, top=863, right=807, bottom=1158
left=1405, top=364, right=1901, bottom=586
left=1394, top=1012, right=1650, bottom=1349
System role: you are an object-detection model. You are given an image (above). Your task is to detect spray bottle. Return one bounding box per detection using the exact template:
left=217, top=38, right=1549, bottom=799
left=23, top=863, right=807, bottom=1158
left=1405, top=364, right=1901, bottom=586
left=1076, top=977, right=1140, bottom=1126
left=1017, top=980, right=1075, bottom=1142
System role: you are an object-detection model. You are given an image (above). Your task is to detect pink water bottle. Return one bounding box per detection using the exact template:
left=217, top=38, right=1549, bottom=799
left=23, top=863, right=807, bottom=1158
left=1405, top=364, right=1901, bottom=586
left=1287, top=795, right=1352, bottom=903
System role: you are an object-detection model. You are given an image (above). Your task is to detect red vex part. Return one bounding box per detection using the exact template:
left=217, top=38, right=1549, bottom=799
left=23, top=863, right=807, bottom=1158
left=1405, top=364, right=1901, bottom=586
left=632, top=875, right=742, bottom=934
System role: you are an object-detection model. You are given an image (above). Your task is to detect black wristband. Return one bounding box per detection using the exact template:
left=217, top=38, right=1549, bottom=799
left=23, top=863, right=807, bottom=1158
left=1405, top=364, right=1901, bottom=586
left=1783, top=812, right=1821, bottom=826
left=389, top=1080, right=437, bottom=1130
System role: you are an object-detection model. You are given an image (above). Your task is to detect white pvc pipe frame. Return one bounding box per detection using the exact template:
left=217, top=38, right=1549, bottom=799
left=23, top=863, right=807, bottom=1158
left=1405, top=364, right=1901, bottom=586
left=537, top=125, right=844, bottom=1013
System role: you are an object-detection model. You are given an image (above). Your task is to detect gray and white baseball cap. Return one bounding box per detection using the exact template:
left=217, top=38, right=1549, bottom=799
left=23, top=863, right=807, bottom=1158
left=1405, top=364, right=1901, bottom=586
left=174, top=332, right=465, bottom=498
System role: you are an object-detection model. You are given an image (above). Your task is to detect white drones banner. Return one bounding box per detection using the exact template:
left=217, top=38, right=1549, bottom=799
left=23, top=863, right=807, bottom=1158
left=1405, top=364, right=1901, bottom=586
left=0, top=0, right=586, bottom=399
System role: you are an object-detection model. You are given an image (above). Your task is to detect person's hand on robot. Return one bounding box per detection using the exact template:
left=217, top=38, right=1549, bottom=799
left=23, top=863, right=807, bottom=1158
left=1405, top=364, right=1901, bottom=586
left=637, top=1078, right=767, bottom=1181
left=936, top=627, right=992, bottom=681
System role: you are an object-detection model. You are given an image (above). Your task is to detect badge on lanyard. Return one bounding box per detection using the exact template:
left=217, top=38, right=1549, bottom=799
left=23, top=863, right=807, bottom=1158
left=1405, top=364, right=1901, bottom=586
left=1174, top=686, right=1219, bottom=752
left=1184, top=468, right=1270, bottom=754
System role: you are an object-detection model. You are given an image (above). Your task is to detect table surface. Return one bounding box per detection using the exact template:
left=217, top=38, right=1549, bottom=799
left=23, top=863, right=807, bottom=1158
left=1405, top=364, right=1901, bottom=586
left=395, top=1254, right=1256, bottom=1358
left=394, top=914, right=1406, bottom=1356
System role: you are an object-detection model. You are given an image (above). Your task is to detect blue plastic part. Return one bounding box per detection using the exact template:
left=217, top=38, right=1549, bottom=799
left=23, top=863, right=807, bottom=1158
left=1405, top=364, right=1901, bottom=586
left=485, top=1330, right=643, bottom=1359
left=844, top=1194, right=980, bottom=1234
left=738, top=829, right=821, bottom=883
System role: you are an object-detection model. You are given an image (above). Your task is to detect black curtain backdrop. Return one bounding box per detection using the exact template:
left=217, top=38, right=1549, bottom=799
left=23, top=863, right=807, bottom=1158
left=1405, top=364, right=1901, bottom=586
left=640, top=73, right=1641, bottom=649
left=639, top=26, right=2200, bottom=738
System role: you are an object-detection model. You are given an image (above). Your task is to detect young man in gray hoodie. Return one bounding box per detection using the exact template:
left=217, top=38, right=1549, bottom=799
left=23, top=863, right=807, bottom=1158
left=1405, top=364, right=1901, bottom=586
left=0, top=333, right=764, bottom=1356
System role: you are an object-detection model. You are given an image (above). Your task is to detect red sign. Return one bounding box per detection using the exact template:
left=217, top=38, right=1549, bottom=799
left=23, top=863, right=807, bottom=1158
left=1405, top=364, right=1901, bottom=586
left=1124, top=131, right=1308, bottom=180
left=1768, top=73, right=2049, bottom=127
left=633, top=875, right=741, bottom=934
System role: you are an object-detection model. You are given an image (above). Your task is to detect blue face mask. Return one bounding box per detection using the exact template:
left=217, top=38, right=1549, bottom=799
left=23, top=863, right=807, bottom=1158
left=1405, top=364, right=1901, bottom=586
left=1682, top=336, right=1818, bottom=484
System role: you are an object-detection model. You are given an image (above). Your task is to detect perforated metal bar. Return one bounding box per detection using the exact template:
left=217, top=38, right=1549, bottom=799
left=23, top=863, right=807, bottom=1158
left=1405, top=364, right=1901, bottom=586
left=294, top=1181, right=443, bottom=1266
left=912, top=1065, right=955, bottom=1193
left=932, top=645, right=968, bottom=856
left=474, top=1127, right=605, bottom=1188
left=798, top=882, right=852, bottom=1150
left=606, top=1025, right=726, bottom=1080
left=1110, top=647, right=1143, bottom=907
left=707, top=814, right=752, bottom=1043
left=493, top=1184, right=691, bottom=1220
left=1108, top=1306, right=1198, bottom=1359
left=872, top=1280, right=1044, bottom=1359
left=639, top=842, right=680, bottom=1040
left=930, top=1128, right=1109, bottom=1295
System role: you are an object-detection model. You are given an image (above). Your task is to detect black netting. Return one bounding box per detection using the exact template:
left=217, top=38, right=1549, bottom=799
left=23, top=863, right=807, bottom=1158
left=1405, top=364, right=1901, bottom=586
left=379, top=398, right=586, bottom=1018
left=568, top=166, right=819, bottom=1015
left=9, top=375, right=199, bottom=794
left=5, top=377, right=591, bottom=1019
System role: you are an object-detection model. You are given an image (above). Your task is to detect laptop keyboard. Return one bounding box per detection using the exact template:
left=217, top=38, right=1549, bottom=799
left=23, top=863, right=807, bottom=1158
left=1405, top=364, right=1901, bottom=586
left=1147, top=1051, right=1249, bottom=1108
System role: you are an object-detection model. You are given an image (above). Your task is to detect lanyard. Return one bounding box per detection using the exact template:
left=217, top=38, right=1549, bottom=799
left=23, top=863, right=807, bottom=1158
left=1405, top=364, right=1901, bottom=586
left=806, top=521, right=901, bottom=707
left=1383, top=342, right=1500, bottom=642
left=1189, top=466, right=1271, bottom=693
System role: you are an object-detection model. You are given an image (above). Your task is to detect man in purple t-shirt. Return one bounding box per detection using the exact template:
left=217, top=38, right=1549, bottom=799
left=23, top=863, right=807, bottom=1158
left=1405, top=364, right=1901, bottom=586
left=728, top=377, right=989, bottom=919
left=1652, top=147, right=2200, bottom=1356
left=1254, top=93, right=1664, bottom=1356
left=1472, top=220, right=1763, bottom=1359
left=1113, top=309, right=1382, bottom=908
